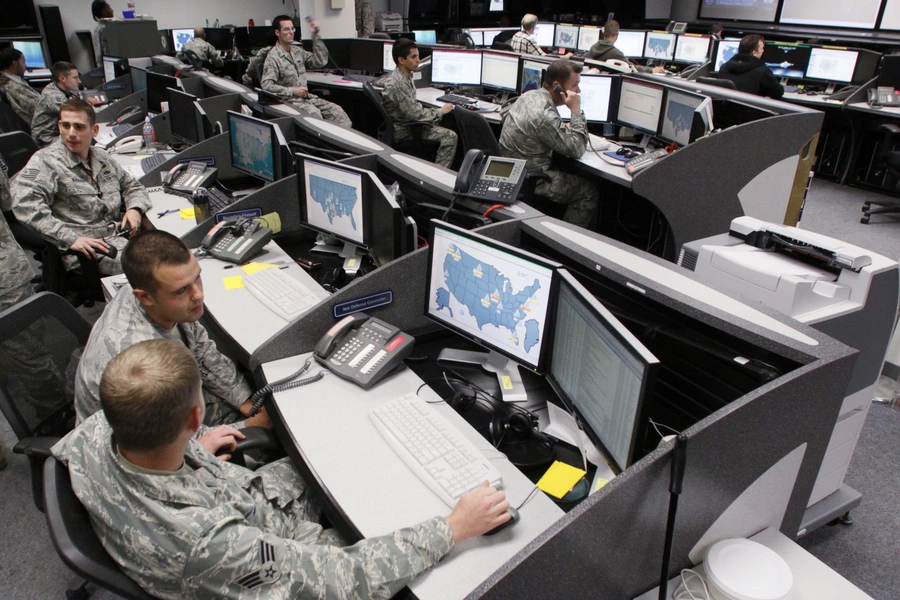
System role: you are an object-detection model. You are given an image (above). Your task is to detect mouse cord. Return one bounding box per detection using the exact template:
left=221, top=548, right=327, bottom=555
left=515, top=486, right=540, bottom=511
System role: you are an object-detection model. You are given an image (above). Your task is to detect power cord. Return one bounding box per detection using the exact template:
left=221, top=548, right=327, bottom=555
left=673, top=569, right=711, bottom=600
left=247, top=358, right=328, bottom=416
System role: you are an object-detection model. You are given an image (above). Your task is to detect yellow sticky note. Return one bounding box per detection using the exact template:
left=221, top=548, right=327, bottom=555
left=536, top=461, right=587, bottom=499
left=180, top=207, right=196, bottom=219
left=241, top=262, right=278, bottom=275
left=223, top=275, right=244, bottom=290
left=500, top=375, right=513, bottom=390
left=593, top=477, right=609, bottom=493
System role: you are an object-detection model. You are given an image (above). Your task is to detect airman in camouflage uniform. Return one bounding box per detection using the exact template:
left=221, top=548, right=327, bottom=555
left=0, top=48, right=41, bottom=124
left=13, top=100, right=151, bottom=274
left=177, top=29, right=225, bottom=70
left=382, top=39, right=457, bottom=168
left=356, top=0, right=376, bottom=38
left=261, top=16, right=352, bottom=127
left=53, top=339, right=510, bottom=600
left=31, top=62, right=83, bottom=147
left=499, top=60, right=599, bottom=228
left=242, top=46, right=272, bottom=88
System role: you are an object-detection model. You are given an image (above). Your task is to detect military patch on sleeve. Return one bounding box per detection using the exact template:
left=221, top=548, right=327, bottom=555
left=233, top=540, right=281, bottom=589
left=20, top=168, right=39, bottom=181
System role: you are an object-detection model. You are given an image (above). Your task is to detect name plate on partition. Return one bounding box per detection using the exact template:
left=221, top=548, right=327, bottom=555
left=179, top=156, right=215, bottom=167
left=215, top=208, right=262, bottom=222
left=101, top=82, right=127, bottom=91
left=333, top=291, right=393, bottom=318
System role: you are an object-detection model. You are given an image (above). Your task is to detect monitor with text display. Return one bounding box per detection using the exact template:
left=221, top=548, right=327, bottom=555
left=699, top=0, right=777, bottom=22
left=555, top=25, right=580, bottom=50
left=805, top=47, right=858, bottom=83
left=481, top=52, right=518, bottom=91
left=617, top=78, right=664, bottom=135
left=533, top=23, right=556, bottom=48
left=383, top=42, right=394, bottom=71
left=465, top=30, right=485, bottom=46
left=713, top=40, right=740, bottom=71
left=616, top=31, right=646, bottom=58
left=578, top=74, right=615, bottom=123
left=431, top=49, right=482, bottom=86
left=11, top=40, right=45, bottom=69
left=644, top=32, right=675, bottom=61
left=762, top=43, right=811, bottom=79
left=578, top=26, right=602, bottom=52
left=674, top=35, right=711, bottom=63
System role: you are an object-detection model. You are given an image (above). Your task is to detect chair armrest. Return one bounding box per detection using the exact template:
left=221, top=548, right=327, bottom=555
left=309, top=88, right=331, bottom=98
left=525, top=170, right=552, bottom=183
left=234, top=426, right=279, bottom=453
left=14, top=436, right=59, bottom=459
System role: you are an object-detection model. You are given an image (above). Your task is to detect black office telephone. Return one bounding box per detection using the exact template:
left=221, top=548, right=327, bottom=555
left=110, top=104, right=143, bottom=126
left=868, top=86, right=900, bottom=107
left=201, top=217, right=272, bottom=263
left=454, top=149, right=527, bottom=205
left=78, top=89, right=108, bottom=105
left=314, top=313, right=415, bottom=388
left=162, top=161, right=218, bottom=195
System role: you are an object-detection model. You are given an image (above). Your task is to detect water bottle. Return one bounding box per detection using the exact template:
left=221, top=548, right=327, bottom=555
left=192, top=188, right=211, bottom=224
left=142, top=116, right=156, bottom=154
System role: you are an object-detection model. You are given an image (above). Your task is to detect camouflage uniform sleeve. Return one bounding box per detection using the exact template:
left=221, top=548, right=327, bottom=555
left=382, top=75, right=440, bottom=125
left=537, top=106, right=588, bottom=159
left=363, top=3, right=375, bottom=38
left=306, top=36, right=329, bottom=71
left=261, top=51, right=294, bottom=100
left=105, top=153, right=152, bottom=214
left=0, top=158, right=10, bottom=212
left=186, top=322, right=252, bottom=410
left=183, top=517, right=454, bottom=599
left=11, top=156, right=81, bottom=248
left=205, top=40, right=225, bottom=69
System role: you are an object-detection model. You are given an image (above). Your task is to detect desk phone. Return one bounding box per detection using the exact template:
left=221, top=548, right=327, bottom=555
left=201, top=218, right=272, bottom=263
left=868, top=86, right=900, bottom=107
left=163, top=161, right=217, bottom=195
left=314, top=313, right=415, bottom=388
left=455, top=149, right=527, bottom=205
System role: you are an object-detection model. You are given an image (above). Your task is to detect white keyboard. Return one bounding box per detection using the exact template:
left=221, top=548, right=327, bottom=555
left=243, top=267, right=319, bottom=321
left=370, top=392, right=502, bottom=507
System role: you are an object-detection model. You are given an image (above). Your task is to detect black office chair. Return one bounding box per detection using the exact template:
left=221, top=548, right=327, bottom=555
left=182, top=49, right=208, bottom=71
left=0, top=91, right=30, bottom=134
left=362, top=81, right=440, bottom=163
left=491, top=41, right=515, bottom=52
left=862, top=123, right=900, bottom=223
left=0, top=130, right=39, bottom=175
left=697, top=76, right=737, bottom=90
left=461, top=33, right=476, bottom=49
left=369, top=32, right=390, bottom=40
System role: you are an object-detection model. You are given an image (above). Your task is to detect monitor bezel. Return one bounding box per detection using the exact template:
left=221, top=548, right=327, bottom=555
left=167, top=87, right=201, bottom=145
left=481, top=51, right=519, bottom=92
left=615, top=30, right=647, bottom=59
left=576, top=73, right=619, bottom=125
left=226, top=110, right=282, bottom=183
left=616, top=77, right=665, bottom=136
left=431, top=48, right=483, bottom=86
left=804, top=47, right=858, bottom=84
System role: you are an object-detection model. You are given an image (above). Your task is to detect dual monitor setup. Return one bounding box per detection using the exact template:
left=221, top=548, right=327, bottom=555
left=425, top=221, right=660, bottom=474
left=712, top=40, right=877, bottom=85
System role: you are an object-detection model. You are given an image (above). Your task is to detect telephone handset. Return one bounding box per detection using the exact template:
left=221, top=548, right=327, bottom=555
left=201, top=217, right=272, bottom=263
left=111, top=105, right=143, bottom=126
left=868, top=86, right=900, bottom=107
left=314, top=313, right=415, bottom=388
left=162, top=161, right=218, bottom=195
left=454, top=148, right=527, bottom=205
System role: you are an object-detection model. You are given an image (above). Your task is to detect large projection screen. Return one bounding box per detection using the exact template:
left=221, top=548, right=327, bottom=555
left=779, top=0, right=883, bottom=28
left=698, top=0, right=778, bottom=23
left=881, top=0, right=900, bottom=29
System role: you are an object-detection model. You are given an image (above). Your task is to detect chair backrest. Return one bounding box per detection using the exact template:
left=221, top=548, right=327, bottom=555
left=491, top=41, right=514, bottom=52
left=183, top=49, right=206, bottom=71
left=44, top=457, right=159, bottom=600
left=369, top=32, right=390, bottom=40
left=0, top=292, right=92, bottom=441
left=461, top=33, right=475, bottom=49
left=698, top=76, right=737, bottom=90
left=362, top=81, right=395, bottom=145
left=452, top=107, right=501, bottom=156
left=0, top=94, right=30, bottom=135
left=0, top=131, right=39, bottom=176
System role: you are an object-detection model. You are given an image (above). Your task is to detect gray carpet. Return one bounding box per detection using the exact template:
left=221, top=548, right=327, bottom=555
left=0, top=178, right=897, bottom=599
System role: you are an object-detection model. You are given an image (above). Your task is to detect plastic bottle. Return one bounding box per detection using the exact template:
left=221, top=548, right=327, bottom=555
left=142, top=116, right=156, bottom=154
left=249, top=18, right=255, bottom=26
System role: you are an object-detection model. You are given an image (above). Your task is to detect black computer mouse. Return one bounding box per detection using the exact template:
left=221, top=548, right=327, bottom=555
left=483, top=506, right=519, bottom=536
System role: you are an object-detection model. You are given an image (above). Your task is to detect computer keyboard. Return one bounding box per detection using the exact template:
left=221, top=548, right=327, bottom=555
left=436, top=93, right=477, bottom=106
left=243, top=266, right=320, bottom=321
left=370, top=392, right=503, bottom=507
left=140, top=152, right=169, bottom=174
left=112, top=123, right=134, bottom=137
left=207, top=186, right=235, bottom=215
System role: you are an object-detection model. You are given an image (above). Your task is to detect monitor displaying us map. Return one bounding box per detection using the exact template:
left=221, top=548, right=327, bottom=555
left=302, top=159, right=365, bottom=245
left=230, top=115, right=275, bottom=182
left=427, top=224, right=555, bottom=368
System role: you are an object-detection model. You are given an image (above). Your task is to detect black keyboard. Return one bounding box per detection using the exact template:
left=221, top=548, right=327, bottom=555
left=112, top=123, right=133, bottom=137
left=208, top=187, right=234, bottom=215
left=140, top=153, right=169, bottom=174
left=436, top=93, right=477, bottom=106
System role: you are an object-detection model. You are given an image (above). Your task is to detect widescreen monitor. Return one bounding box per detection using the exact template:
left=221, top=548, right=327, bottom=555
left=426, top=220, right=560, bottom=400
left=383, top=42, right=395, bottom=71
left=168, top=88, right=201, bottom=145
left=171, top=28, right=195, bottom=52
left=713, top=40, right=740, bottom=71
left=431, top=49, right=482, bottom=86
left=227, top=110, right=289, bottom=183
left=11, top=40, right=45, bottom=69
left=644, top=32, right=675, bottom=61
left=465, top=30, right=485, bottom=46
left=616, top=31, right=646, bottom=58
left=412, top=30, right=437, bottom=44
left=616, top=78, right=664, bottom=135
left=674, top=35, right=710, bottom=63
left=780, top=0, right=881, bottom=29
left=578, top=26, right=602, bottom=52
left=297, top=155, right=366, bottom=247
left=555, top=25, right=580, bottom=50
left=805, top=47, right=858, bottom=83
left=698, top=0, right=777, bottom=23
left=481, top=52, right=518, bottom=92
left=547, top=270, right=659, bottom=473
left=533, top=23, right=556, bottom=48
left=130, top=66, right=148, bottom=92
left=518, top=58, right=547, bottom=94
left=577, top=74, right=615, bottom=123
left=348, top=39, right=385, bottom=72
left=659, top=88, right=706, bottom=147
left=146, top=71, right=180, bottom=113
left=762, top=43, right=811, bottom=79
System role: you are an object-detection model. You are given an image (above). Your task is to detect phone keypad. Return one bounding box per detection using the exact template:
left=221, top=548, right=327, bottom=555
left=471, top=181, right=515, bottom=201
left=332, top=337, right=364, bottom=366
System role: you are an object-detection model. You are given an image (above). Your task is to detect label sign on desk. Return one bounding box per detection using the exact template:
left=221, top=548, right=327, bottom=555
left=333, top=291, right=393, bottom=318
left=216, top=207, right=262, bottom=222
left=101, top=82, right=127, bottom=91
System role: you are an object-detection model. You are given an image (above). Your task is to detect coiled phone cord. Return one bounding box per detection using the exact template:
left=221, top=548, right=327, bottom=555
left=247, top=358, right=327, bottom=416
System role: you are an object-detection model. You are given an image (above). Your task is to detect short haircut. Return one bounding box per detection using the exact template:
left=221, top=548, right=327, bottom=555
left=51, top=61, right=77, bottom=83
left=273, top=15, right=293, bottom=33
left=100, top=339, right=202, bottom=453
left=122, top=230, right=193, bottom=294
left=603, top=20, right=620, bottom=39
left=194, top=27, right=206, bottom=39
left=710, top=23, right=724, bottom=36
left=59, top=98, right=97, bottom=127
left=0, top=48, right=23, bottom=71
left=392, top=38, right=417, bottom=64
left=91, top=1, right=112, bottom=21
left=521, top=14, right=538, bottom=31
left=543, top=59, right=583, bottom=90
left=739, top=34, right=764, bottom=55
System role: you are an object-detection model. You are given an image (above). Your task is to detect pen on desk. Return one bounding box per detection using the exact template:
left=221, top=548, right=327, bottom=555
left=224, top=265, right=235, bottom=269
left=157, top=208, right=179, bottom=218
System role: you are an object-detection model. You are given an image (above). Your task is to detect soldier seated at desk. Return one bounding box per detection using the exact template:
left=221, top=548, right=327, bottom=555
left=177, top=27, right=225, bottom=71
left=53, top=338, right=512, bottom=600
left=0, top=48, right=41, bottom=125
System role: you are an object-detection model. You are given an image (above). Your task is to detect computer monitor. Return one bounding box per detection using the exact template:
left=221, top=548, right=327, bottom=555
left=146, top=71, right=180, bottom=113
left=465, top=30, right=485, bottom=46
left=644, top=32, right=675, bottom=61
left=713, top=39, right=740, bottom=72
left=481, top=51, right=518, bottom=92
left=489, top=0, right=504, bottom=12
left=297, top=154, right=366, bottom=249
left=616, top=31, right=646, bottom=58
left=480, top=29, right=503, bottom=46
left=532, top=23, right=556, bottom=48
left=805, top=47, right=858, bottom=84
left=518, top=58, right=547, bottom=94
left=412, top=30, right=437, bottom=44
left=426, top=220, right=560, bottom=401
left=576, top=74, right=616, bottom=123
left=616, top=77, right=664, bottom=136
left=102, top=56, right=129, bottom=81
left=659, top=88, right=708, bottom=147
left=383, top=42, right=395, bottom=72
left=546, top=270, right=659, bottom=473
left=204, top=28, right=232, bottom=51
left=130, top=65, right=148, bottom=92
left=349, top=39, right=388, bottom=72
left=171, top=28, right=195, bottom=52
left=555, top=24, right=580, bottom=50
left=10, top=40, right=45, bottom=69
left=168, top=88, right=202, bottom=145
left=431, top=49, right=482, bottom=86
left=227, top=111, right=290, bottom=183
left=761, top=43, right=811, bottom=79
left=577, top=26, right=602, bottom=52
left=674, top=35, right=711, bottom=63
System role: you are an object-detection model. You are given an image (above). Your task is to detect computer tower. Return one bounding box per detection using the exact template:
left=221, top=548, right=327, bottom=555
left=37, top=5, right=70, bottom=63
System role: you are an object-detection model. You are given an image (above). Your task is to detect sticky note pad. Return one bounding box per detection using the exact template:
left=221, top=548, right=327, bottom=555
left=223, top=275, right=244, bottom=290
left=241, top=262, right=277, bottom=275
left=593, top=477, right=609, bottom=493
left=180, top=207, right=196, bottom=219
left=536, top=461, right=587, bottom=499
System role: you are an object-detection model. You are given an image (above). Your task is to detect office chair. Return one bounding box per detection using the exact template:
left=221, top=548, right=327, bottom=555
left=862, top=123, right=900, bottom=223
left=491, top=41, right=514, bottom=52
left=0, top=91, right=30, bottom=134
left=369, top=32, right=390, bottom=40
left=362, top=81, right=440, bottom=163
left=182, top=49, right=208, bottom=71
left=461, top=33, right=476, bottom=49
left=41, top=246, right=108, bottom=308
left=697, top=76, right=737, bottom=90
left=0, top=130, right=39, bottom=176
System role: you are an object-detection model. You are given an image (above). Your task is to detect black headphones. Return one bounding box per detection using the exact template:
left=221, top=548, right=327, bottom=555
left=489, top=408, right=556, bottom=469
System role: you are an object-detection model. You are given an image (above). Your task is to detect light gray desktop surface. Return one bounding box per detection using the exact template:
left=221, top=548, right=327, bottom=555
left=262, top=354, right=565, bottom=600
left=296, top=114, right=390, bottom=153
left=109, top=151, right=178, bottom=178
left=415, top=87, right=504, bottom=121
left=143, top=187, right=198, bottom=238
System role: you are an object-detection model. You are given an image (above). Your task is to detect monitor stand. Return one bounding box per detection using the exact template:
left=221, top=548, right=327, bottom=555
left=311, top=238, right=366, bottom=275
left=638, top=134, right=652, bottom=149
left=438, top=348, right=527, bottom=402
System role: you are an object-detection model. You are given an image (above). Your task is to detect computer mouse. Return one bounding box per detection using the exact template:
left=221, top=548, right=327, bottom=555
left=483, top=506, right=519, bottom=536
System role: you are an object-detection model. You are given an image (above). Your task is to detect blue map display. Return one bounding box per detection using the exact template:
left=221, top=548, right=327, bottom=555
left=434, top=243, right=542, bottom=349
left=558, top=31, right=576, bottom=46
left=648, top=37, right=672, bottom=57
left=720, top=45, right=737, bottom=66
left=174, top=32, right=194, bottom=50
left=665, top=100, right=694, bottom=139
left=309, top=175, right=358, bottom=229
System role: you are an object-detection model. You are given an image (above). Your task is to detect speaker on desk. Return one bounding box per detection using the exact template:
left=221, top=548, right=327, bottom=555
left=38, top=5, right=71, bottom=64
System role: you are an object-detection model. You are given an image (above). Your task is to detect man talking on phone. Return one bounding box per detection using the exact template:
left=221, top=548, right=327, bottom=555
left=498, top=60, right=599, bottom=228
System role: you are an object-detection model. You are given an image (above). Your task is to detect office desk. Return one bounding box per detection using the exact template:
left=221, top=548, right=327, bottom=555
left=143, top=187, right=197, bottom=238
left=840, top=101, right=900, bottom=189
left=416, top=88, right=504, bottom=123
left=262, top=354, right=565, bottom=600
